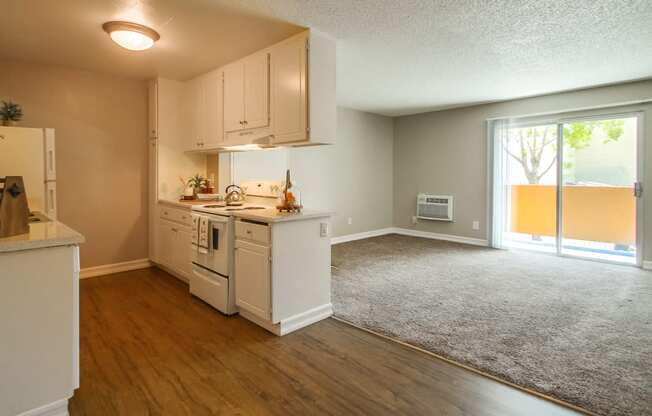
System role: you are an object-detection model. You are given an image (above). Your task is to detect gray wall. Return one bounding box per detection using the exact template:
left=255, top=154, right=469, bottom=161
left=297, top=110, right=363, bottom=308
left=393, top=79, right=652, bottom=262
left=290, top=107, right=394, bottom=237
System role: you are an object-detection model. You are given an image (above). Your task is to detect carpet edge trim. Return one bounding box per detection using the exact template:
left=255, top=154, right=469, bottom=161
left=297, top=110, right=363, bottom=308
left=331, top=227, right=489, bottom=247
left=330, top=315, right=596, bottom=416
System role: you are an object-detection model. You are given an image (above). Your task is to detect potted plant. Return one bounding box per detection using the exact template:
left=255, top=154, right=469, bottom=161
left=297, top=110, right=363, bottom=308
left=187, top=174, right=208, bottom=195
left=0, top=101, right=23, bottom=126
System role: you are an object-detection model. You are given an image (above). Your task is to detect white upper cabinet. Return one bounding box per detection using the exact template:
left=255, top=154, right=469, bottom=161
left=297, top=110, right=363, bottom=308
left=184, top=71, right=224, bottom=151
left=148, top=80, right=158, bottom=138
left=223, top=61, right=245, bottom=133
left=223, top=52, right=270, bottom=140
left=270, top=33, right=308, bottom=144
left=203, top=70, right=224, bottom=148
left=177, top=29, right=335, bottom=151
left=186, top=76, right=204, bottom=150
left=270, top=30, right=336, bottom=145
left=243, top=53, right=270, bottom=130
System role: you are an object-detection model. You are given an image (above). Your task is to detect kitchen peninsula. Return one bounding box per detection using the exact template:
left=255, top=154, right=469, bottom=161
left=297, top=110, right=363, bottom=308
left=0, top=221, right=84, bottom=416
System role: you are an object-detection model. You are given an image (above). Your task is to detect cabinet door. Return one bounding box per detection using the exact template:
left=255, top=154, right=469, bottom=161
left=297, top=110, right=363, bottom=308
left=148, top=80, right=158, bottom=138
left=175, top=227, right=193, bottom=279
left=235, top=240, right=271, bottom=320
left=203, top=70, right=224, bottom=147
left=243, top=52, right=270, bottom=130
left=223, top=62, right=245, bottom=133
left=157, top=221, right=175, bottom=270
left=149, top=141, right=158, bottom=262
left=271, top=36, right=307, bottom=143
left=186, top=77, right=205, bottom=150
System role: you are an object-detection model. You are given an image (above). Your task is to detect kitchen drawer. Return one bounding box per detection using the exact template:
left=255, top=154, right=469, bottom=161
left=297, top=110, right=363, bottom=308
left=160, top=205, right=192, bottom=226
left=235, top=220, right=270, bottom=245
left=190, top=264, right=229, bottom=312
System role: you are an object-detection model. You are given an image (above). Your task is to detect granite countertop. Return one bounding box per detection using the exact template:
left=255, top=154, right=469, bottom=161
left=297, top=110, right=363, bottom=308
left=0, top=221, right=85, bottom=253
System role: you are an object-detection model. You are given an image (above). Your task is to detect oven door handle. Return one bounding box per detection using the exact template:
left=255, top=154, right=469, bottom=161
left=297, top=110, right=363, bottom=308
left=212, top=227, right=219, bottom=251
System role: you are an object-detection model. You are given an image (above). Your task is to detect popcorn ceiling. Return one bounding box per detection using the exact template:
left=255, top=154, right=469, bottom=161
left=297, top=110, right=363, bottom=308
left=244, top=0, right=652, bottom=116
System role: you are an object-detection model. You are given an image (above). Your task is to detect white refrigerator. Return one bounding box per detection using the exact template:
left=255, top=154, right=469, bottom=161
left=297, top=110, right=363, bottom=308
left=0, top=126, right=57, bottom=219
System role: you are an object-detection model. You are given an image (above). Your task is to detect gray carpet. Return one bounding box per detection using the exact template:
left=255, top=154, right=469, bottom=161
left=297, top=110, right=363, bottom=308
left=331, top=234, right=652, bottom=416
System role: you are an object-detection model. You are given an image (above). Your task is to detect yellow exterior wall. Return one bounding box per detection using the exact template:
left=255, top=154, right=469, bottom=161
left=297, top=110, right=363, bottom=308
left=510, top=185, right=635, bottom=245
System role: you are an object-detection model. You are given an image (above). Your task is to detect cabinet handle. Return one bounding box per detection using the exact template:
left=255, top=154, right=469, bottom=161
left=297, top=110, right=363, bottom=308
left=243, top=120, right=248, bottom=125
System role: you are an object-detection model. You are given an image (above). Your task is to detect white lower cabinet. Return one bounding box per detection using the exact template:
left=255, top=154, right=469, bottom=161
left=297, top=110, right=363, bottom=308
left=234, top=239, right=271, bottom=320
left=175, top=226, right=193, bottom=278
left=233, top=217, right=333, bottom=336
left=157, top=221, right=175, bottom=270
left=156, top=205, right=192, bottom=282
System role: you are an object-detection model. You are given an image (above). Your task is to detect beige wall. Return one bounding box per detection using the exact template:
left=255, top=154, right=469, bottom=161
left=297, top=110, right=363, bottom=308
left=0, top=61, right=148, bottom=268
left=394, top=79, right=652, bottom=262
left=289, top=107, right=394, bottom=237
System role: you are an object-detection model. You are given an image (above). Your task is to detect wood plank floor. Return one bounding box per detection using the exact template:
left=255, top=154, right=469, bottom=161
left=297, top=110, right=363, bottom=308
left=69, top=267, right=583, bottom=416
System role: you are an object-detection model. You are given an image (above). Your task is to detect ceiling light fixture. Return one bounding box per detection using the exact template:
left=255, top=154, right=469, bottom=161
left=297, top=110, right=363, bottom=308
left=102, top=21, right=160, bottom=51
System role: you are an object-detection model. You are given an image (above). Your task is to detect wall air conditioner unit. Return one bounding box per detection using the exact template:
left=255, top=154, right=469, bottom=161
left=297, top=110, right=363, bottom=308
left=416, top=194, right=453, bottom=222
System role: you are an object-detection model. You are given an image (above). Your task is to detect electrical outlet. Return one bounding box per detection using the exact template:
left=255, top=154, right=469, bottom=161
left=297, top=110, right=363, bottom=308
left=412, top=216, right=418, bottom=224
left=347, top=217, right=353, bottom=225
left=472, top=220, right=480, bottom=230
left=320, top=222, right=329, bottom=237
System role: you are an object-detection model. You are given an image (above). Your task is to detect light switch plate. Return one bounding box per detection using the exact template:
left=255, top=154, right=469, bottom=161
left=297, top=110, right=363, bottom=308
left=472, top=220, right=480, bottom=230
left=320, top=222, right=329, bottom=237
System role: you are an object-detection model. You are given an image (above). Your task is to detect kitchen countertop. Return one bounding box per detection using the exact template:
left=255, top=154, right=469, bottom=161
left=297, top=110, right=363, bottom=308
left=162, top=198, right=332, bottom=223
left=0, top=220, right=85, bottom=253
left=159, top=198, right=219, bottom=209
left=229, top=208, right=332, bottom=223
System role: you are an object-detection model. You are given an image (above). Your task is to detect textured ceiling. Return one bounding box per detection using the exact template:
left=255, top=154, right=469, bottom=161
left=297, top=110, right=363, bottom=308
left=0, top=0, right=303, bottom=81
left=237, top=0, right=652, bottom=115
left=1, top=1, right=651, bottom=116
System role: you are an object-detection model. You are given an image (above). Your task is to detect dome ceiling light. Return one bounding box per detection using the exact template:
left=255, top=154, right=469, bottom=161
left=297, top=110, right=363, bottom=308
left=102, top=21, right=160, bottom=51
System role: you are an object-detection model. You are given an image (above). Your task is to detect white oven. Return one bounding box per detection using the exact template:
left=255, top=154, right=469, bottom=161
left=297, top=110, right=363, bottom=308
left=190, top=211, right=237, bottom=315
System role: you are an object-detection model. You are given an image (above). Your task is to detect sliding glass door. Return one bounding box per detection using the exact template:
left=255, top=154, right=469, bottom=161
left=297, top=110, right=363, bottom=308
left=499, top=122, right=559, bottom=254
left=491, top=112, right=642, bottom=266
left=560, top=116, right=640, bottom=264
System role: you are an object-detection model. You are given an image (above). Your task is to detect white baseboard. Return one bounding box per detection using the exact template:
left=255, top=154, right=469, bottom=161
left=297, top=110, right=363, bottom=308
left=16, top=398, right=70, bottom=416
left=80, top=258, right=152, bottom=279
left=279, top=303, right=333, bottom=336
left=643, top=261, right=652, bottom=271
left=330, top=228, right=395, bottom=245
left=331, top=227, right=488, bottom=247
left=393, top=227, right=489, bottom=247
left=239, top=303, right=333, bottom=336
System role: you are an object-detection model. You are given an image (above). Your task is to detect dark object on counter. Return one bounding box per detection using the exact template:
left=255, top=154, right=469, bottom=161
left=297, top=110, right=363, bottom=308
left=0, top=176, right=30, bottom=237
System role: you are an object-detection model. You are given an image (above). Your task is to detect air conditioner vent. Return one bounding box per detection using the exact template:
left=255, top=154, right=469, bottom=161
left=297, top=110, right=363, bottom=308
left=417, top=193, right=453, bottom=222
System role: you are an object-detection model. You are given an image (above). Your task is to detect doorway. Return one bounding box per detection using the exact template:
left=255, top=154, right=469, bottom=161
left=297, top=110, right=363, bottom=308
left=491, top=113, right=643, bottom=266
